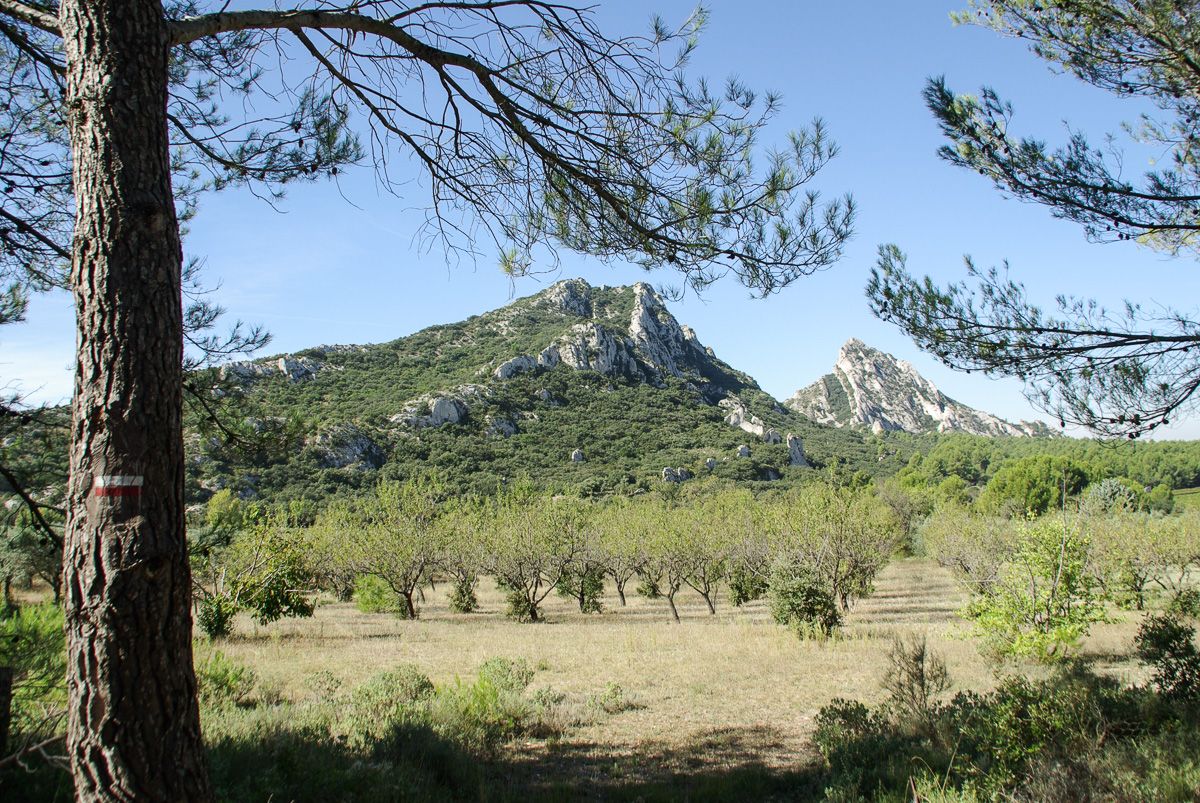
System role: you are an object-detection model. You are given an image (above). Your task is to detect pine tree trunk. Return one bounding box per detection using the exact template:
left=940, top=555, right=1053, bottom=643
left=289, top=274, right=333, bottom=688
left=60, top=1, right=212, bottom=800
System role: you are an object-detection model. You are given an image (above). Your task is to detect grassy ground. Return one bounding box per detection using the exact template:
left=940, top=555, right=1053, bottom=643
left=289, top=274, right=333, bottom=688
left=202, top=558, right=1150, bottom=791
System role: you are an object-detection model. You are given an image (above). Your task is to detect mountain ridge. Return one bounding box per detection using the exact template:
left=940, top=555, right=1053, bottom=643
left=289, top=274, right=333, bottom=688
left=785, top=338, right=1053, bottom=437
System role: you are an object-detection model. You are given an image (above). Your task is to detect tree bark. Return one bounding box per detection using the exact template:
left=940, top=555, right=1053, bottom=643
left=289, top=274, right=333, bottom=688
left=60, top=1, right=211, bottom=800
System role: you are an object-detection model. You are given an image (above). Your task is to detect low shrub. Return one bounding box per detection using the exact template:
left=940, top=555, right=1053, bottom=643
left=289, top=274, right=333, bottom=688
left=196, top=596, right=238, bottom=640
left=447, top=575, right=479, bottom=614
left=767, top=560, right=840, bottom=637
left=197, top=651, right=258, bottom=707
left=1136, top=613, right=1200, bottom=702
left=813, top=656, right=1196, bottom=801
left=353, top=575, right=402, bottom=616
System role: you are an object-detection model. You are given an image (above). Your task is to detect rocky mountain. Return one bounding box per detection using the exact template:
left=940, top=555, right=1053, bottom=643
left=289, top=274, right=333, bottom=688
left=194, top=280, right=883, bottom=501
left=785, top=338, right=1052, bottom=438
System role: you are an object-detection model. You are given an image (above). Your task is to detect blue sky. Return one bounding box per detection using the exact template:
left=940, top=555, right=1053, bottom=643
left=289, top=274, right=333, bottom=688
left=6, top=1, right=1200, bottom=437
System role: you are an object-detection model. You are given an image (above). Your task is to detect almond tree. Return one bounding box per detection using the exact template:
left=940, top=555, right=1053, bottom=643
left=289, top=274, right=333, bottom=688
left=0, top=1, right=854, bottom=797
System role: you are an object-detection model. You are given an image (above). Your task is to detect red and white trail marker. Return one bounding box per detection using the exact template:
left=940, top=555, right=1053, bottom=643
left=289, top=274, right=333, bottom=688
left=93, top=475, right=144, bottom=497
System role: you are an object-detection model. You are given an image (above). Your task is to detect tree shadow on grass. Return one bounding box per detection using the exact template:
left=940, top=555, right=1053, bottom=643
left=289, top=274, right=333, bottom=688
left=204, top=722, right=825, bottom=803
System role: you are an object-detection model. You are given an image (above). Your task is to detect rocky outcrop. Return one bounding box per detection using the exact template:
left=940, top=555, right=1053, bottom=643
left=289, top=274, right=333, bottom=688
left=661, top=467, right=694, bottom=483
left=554, top=323, right=641, bottom=378
left=220, top=355, right=324, bottom=383
left=763, top=429, right=782, bottom=444
left=704, top=458, right=717, bottom=471
left=787, top=434, right=810, bottom=468
left=541, top=278, right=593, bottom=317
left=628, top=282, right=708, bottom=379
left=719, top=398, right=767, bottom=438
left=390, top=394, right=469, bottom=429
left=485, top=415, right=518, bottom=438
left=570, top=448, right=586, bottom=463
left=736, top=444, right=751, bottom=458
left=787, top=339, right=1052, bottom=437
left=309, top=424, right=385, bottom=470
left=493, top=354, right=538, bottom=380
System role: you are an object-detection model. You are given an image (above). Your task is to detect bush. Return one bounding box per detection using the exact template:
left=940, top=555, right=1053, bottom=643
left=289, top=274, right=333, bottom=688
left=727, top=565, right=768, bottom=607
left=197, top=651, right=258, bottom=707
left=197, top=596, right=239, bottom=640
left=813, top=661, right=1177, bottom=801
left=447, top=574, right=478, bottom=614
left=0, top=602, right=66, bottom=745
left=1136, top=613, right=1200, bottom=702
left=353, top=575, right=402, bottom=616
left=345, top=664, right=436, bottom=744
left=768, top=560, right=840, bottom=637
left=965, top=517, right=1106, bottom=661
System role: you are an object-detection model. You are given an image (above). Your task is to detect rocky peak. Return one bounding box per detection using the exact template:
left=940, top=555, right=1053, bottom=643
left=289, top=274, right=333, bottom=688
left=786, top=339, right=1051, bottom=437
left=627, top=282, right=709, bottom=379
left=541, top=278, right=594, bottom=317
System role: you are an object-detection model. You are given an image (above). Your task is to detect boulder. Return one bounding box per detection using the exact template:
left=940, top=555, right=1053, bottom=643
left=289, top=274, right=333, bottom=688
left=736, top=444, right=751, bottom=459
left=677, top=468, right=694, bottom=481
left=704, top=458, right=717, bottom=471
left=570, top=448, right=586, bottom=463
left=428, top=396, right=466, bottom=426
left=763, top=428, right=782, bottom=444
left=786, top=433, right=810, bottom=468
left=661, top=467, right=681, bottom=483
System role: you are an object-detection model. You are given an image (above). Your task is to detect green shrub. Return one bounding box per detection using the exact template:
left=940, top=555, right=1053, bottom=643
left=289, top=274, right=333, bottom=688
left=447, top=575, right=479, bottom=613
left=813, top=662, right=1170, bottom=801
left=476, top=657, right=533, bottom=693
left=727, top=565, right=768, bottom=607
left=353, top=574, right=403, bottom=615
left=197, top=651, right=258, bottom=707
left=965, top=517, right=1106, bottom=661
left=1168, top=588, right=1200, bottom=619
left=1136, top=613, right=1200, bottom=702
left=197, top=596, right=238, bottom=639
left=345, top=664, right=436, bottom=743
left=555, top=566, right=604, bottom=613
left=767, top=560, right=840, bottom=637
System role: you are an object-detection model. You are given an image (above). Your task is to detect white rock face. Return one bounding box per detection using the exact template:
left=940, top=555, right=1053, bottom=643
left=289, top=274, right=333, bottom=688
left=787, top=433, right=810, bottom=468
left=570, top=448, right=586, bottom=463
left=763, top=429, right=782, bottom=444
left=308, top=424, right=385, bottom=470
left=554, top=323, right=640, bottom=377
left=278, top=356, right=321, bottom=381
left=493, top=354, right=538, bottom=380
left=542, top=278, right=593, bottom=317
left=537, top=346, right=561, bottom=369
left=391, top=393, right=469, bottom=429
left=628, top=282, right=707, bottom=378
left=719, top=398, right=767, bottom=437
left=786, top=339, right=1051, bottom=437
left=662, top=467, right=681, bottom=483
left=428, top=397, right=466, bottom=426
left=736, top=444, right=751, bottom=458
left=220, top=355, right=324, bottom=383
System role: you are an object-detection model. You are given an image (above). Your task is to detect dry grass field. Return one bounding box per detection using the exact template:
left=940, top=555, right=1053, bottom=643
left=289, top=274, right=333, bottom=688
left=201, top=558, right=1151, bottom=788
